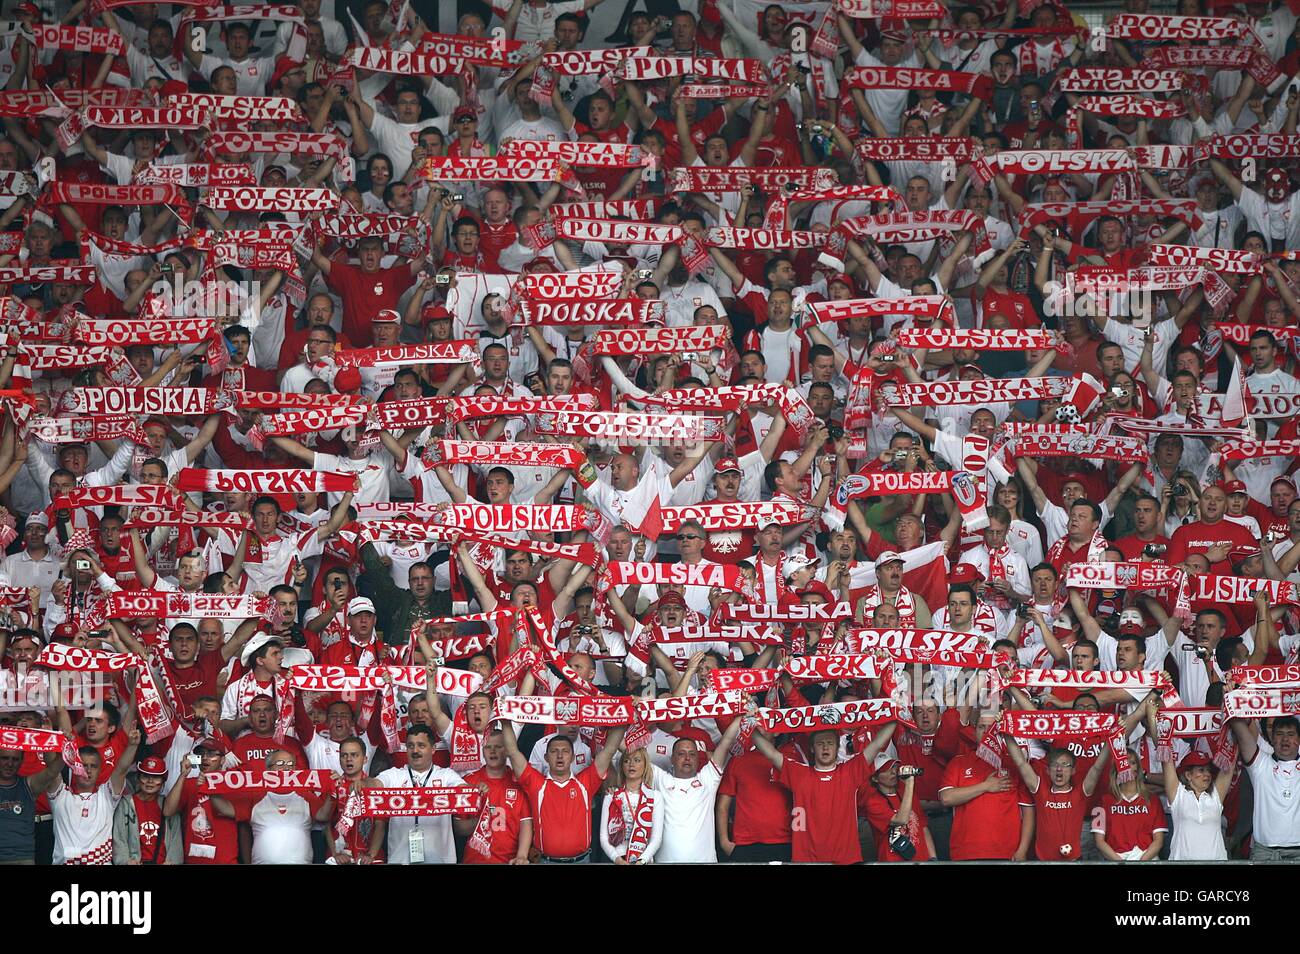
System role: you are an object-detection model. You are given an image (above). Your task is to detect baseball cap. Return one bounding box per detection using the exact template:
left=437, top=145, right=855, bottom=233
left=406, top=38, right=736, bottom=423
left=452, top=104, right=478, bottom=123
left=799, top=581, right=835, bottom=602
left=194, top=736, right=228, bottom=755
left=422, top=303, right=452, bottom=323
left=949, top=563, right=984, bottom=585
left=880, top=29, right=907, bottom=42
left=783, top=555, right=821, bottom=580
left=715, top=456, right=741, bottom=475
left=873, top=754, right=899, bottom=776
left=52, top=622, right=77, bottom=641
left=657, top=590, right=687, bottom=610
left=374, top=309, right=400, bottom=323
left=137, top=756, right=167, bottom=777
left=347, top=597, right=377, bottom=616
left=1225, top=480, right=1248, bottom=496
left=26, top=511, right=49, bottom=527
left=827, top=273, right=858, bottom=294
left=1179, top=751, right=1213, bottom=773
left=269, top=55, right=305, bottom=92
left=159, top=79, right=189, bottom=100
left=875, top=550, right=904, bottom=567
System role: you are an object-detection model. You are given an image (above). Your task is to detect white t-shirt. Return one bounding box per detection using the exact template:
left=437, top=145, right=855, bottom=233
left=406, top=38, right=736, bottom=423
left=50, top=780, right=123, bottom=865
left=650, top=759, right=723, bottom=863
left=373, top=763, right=467, bottom=864
left=1246, top=738, right=1300, bottom=848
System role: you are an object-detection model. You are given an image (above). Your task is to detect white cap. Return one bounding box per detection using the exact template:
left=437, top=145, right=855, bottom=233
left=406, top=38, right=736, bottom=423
left=348, top=597, right=377, bottom=616
left=782, top=555, right=820, bottom=580
left=374, top=309, right=400, bottom=323
left=875, top=550, right=904, bottom=567
left=240, top=631, right=277, bottom=668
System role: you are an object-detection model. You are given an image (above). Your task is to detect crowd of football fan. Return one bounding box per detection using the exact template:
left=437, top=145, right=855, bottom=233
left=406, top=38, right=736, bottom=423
left=0, top=0, right=1298, bottom=866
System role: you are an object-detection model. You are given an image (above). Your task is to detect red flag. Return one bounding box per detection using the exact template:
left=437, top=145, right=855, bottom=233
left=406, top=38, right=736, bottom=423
left=636, top=493, right=664, bottom=543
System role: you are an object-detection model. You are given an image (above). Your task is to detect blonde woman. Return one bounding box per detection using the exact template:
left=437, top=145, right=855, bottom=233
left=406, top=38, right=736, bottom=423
left=1153, top=694, right=1234, bottom=860
left=600, top=747, right=664, bottom=864
left=1091, top=751, right=1168, bottom=861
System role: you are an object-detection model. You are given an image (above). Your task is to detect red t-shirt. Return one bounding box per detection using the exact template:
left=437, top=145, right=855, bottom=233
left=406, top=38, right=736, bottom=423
left=177, top=776, right=240, bottom=865
left=1113, top=534, right=1171, bottom=562
left=518, top=763, right=601, bottom=859
left=778, top=754, right=873, bottom=864
left=1167, top=518, right=1259, bottom=575
left=163, top=651, right=224, bottom=713
left=230, top=733, right=308, bottom=769
left=859, top=785, right=932, bottom=862
left=134, top=795, right=167, bottom=864
left=940, top=755, right=1033, bottom=861
left=1029, top=768, right=1090, bottom=861
left=1093, top=791, right=1168, bottom=855
left=718, top=747, right=793, bottom=846
left=894, top=732, right=948, bottom=804
left=324, top=260, right=414, bottom=347
left=980, top=287, right=1039, bottom=330
left=76, top=728, right=128, bottom=785
left=462, top=768, right=531, bottom=864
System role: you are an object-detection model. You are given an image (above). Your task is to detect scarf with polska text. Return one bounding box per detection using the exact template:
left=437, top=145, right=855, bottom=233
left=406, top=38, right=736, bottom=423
left=534, top=409, right=724, bottom=444
left=989, top=710, right=1134, bottom=781
left=1219, top=439, right=1300, bottom=462
left=77, top=105, right=209, bottom=132
left=676, top=82, right=770, bottom=99
left=853, top=136, right=983, bottom=166
left=707, top=227, right=824, bottom=250
left=1007, top=667, right=1181, bottom=709
left=657, top=500, right=809, bottom=533
left=764, top=185, right=903, bottom=229
left=32, top=23, right=124, bottom=55
left=64, top=387, right=231, bottom=416
left=987, top=150, right=1135, bottom=178
left=1058, top=68, right=1189, bottom=94
left=835, top=210, right=990, bottom=255
left=1105, top=12, right=1245, bottom=41
left=1192, top=135, right=1300, bottom=162
left=358, top=520, right=603, bottom=569
left=73, top=316, right=214, bottom=346
left=40, top=181, right=191, bottom=219
left=164, top=93, right=305, bottom=123
left=231, top=390, right=368, bottom=410
left=1145, top=244, right=1262, bottom=274
left=511, top=297, right=664, bottom=327
left=668, top=166, right=837, bottom=196
left=587, top=324, right=728, bottom=356
left=1009, top=432, right=1149, bottom=465
left=421, top=439, right=589, bottom=476
left=0, top=297, right=71, bottom=340
left=36, top=644, right=173, bottom=743
left=319, top=341, right=481, bottom=371
left=106, top=590, right=271, bottom=620
left=344, top=47, right=453, bottom=75
left=551, top=198, right=659, bottom=221
left=362, top=501, right=603, bottom=536
left=174, top=468, right=358, bottom=494
left=842, top=66, right=992, bottom=101
left=203, top=186, right=338, bottom=213
left=446, top=393, right=596, bottom=422
left=29, top=415, right=149, bottom=446
left=199, top=769, right=330, bottom=796
left=1142, top=45, right=1282, bottom=90
left=424, top=156, right=581, bottom=192
left=53, top=484, right=184, bottom=510
left=616, top=55, right=765, bottom=83
left=204, top=130, right=348, bottom=162
left=881, top=375, right=1069, bottom=407
left=757, top=698, right=908, bottom=734
left=600, top=560, right=749, bottom=594
left=606, top=787, right=656, bottom=863
left=1065, top=96, right=1185, bottom=146
left=1163, top=706, right=1235, bottom=771
left=122, top=507, right=253, bottom=532
left=135, top=163, right=256, bottom=187
left=1224, top=688, right=1300, bottom=719
left=183, top=3, right=306, bottom=57
left=0, top=263, right=97, bottom=284
left=895, top=327, right=1065, bottom=351
left=633, top=383, right=816, bottom=438
left=501, top=139, right=650, bottom=169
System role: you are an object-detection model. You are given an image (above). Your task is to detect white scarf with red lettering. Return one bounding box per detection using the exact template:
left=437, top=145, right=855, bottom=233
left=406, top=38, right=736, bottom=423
left=606, top=787, right=656, bottom=863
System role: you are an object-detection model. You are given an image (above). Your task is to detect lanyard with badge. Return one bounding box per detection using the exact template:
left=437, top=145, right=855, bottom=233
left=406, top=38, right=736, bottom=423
left=407, top=765, right=434, bottom=862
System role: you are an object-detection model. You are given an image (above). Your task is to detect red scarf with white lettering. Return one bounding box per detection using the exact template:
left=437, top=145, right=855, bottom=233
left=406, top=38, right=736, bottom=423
left=991, top=709, right=1134, bottom=780
left=857, top=585, right=916, bottom=627
left=606, top=787, right=655, bottom=862
left=36, top=644, right=174, bottom=743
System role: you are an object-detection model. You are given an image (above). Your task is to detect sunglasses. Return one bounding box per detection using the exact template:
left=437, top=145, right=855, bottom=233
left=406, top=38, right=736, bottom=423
left=456, top=115, right=477, bottom=123
left=676, top=533, right=701, bottom=540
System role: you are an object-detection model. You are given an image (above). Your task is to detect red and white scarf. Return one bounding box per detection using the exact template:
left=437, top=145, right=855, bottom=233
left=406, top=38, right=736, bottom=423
left=199, top=769, right=329, bottom=795
left=1007, top=667, right=1181, bottom=708
left=658, top=501, right=808, bottom=533
left=1105, top=13, right=1246, bottom=41
left=174, top=468, right=358, bottom=495
left=32, top=23, right=125, bottom=55
left=534, top=410, right=723, bottom=444
left=843, top=66, right=991, bottom=100
left=883, top=376, right=1069, bottom=407
left=616, top=55, right=764, bottom=83
left=36, top=644, right=173, bottom=743
left=164, top=93, right=304, bottom=123
left=757, top=698, right=907, bottom=733
left=606, top=787, right=655, bottom=862
left=668, top=166, right=836, bottom=196
left=65, top=387, right=231, bottom=416
left=204, top=186, right=338, bottom=213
